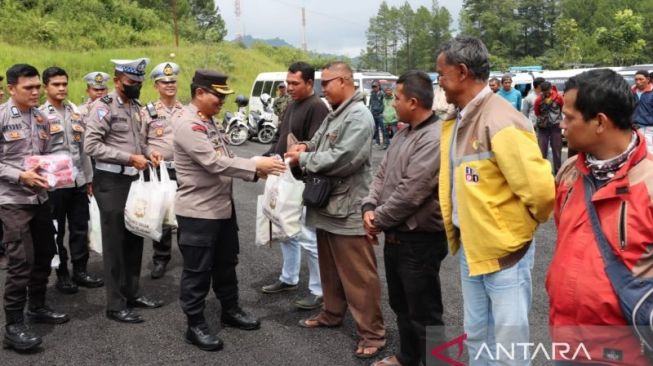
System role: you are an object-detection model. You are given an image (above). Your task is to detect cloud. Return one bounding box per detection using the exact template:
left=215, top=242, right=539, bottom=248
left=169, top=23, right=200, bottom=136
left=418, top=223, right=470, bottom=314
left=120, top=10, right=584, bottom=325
left=217, top=0, right=462, bottom=57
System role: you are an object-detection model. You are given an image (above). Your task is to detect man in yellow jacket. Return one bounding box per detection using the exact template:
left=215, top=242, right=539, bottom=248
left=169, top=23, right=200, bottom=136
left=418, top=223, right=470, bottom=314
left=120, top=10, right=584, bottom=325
left=436, top=37, right=555, bottom=365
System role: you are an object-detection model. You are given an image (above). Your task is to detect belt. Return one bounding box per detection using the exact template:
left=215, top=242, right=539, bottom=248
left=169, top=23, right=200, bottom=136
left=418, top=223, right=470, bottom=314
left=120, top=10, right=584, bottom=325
left=385, top=230, right=446, bottom=245
left=95, top=162, right=138, bottom=176
left=163, top=161, right=175, bottom=170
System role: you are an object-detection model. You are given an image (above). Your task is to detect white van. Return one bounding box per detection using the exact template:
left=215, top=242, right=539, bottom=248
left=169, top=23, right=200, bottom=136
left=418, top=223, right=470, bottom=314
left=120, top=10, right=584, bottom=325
left=248, top=71, right=398, bottom=118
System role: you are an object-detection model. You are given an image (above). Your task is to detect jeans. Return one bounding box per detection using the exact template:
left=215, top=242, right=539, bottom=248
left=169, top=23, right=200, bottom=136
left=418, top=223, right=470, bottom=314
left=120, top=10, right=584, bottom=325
left=537, top=125, right=563, bottom=174
left=639, top=126, right=653, bottom=154
left=459, top=242, right=535, bottom=366
left=373, top=114, right=388, bottom=146
left=279, top=224, right=322, bottom=296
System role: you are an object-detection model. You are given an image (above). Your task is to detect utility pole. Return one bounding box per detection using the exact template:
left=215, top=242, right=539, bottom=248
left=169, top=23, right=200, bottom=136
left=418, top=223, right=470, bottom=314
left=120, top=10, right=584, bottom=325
left=301, top=7, right=307, bottom=52
left=172, top=0, right=179, bottom=47
left=235, top=0, right=243, bottom=43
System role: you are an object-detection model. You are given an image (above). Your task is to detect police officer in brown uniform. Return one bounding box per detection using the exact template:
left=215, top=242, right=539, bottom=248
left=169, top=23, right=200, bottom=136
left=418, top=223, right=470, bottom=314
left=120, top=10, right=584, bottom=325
left=84, top=58, right=163, bottom=324
left=39, top=66, right=103, bottom=295
left=173, top=70, right=285, bottom=351
left=141, top=61, right=183, bottom=279
left=78, top=72, right=110, bottom=121
left=0, top=64, right=69, bottom=352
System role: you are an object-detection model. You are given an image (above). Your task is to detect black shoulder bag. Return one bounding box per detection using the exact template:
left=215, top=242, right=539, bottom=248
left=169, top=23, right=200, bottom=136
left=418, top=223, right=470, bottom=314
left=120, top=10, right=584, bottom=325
left=583, top=175, right=653, bottom=353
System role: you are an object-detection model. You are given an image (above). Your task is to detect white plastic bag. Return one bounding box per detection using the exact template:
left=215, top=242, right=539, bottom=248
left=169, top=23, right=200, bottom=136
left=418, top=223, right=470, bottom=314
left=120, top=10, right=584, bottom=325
left=159, top=160, right=178, bottom=228
left=255, top=195, right=286, bottom=246
left=88, top=196, right=102, bottom=254
left=261, top=163, right=305, bottom=239
left=125, top=166, right=165, bottom=241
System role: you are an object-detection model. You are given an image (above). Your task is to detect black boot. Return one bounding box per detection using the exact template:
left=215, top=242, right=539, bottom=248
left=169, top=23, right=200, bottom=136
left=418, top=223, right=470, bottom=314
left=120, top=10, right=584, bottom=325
left=55, top=267, right=78, bottom=294
left=26, top=304, right=69, bottom=325
left=3, top=310, right=41, bottom=352
left=185, top=324, right=223, bottom=351
left=72, top=261, right=103, bottom=288
left=221, top=306, right=261, bottom=330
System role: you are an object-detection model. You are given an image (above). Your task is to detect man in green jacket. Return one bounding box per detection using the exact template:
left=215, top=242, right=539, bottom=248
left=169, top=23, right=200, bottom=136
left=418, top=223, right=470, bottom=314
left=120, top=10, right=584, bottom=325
left=285, top=61, right=386, bottom=360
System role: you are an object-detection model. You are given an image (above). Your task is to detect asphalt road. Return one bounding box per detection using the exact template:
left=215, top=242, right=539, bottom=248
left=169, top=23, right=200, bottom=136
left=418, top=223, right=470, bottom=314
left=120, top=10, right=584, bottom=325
left=0, top=141, right=559, bottom=366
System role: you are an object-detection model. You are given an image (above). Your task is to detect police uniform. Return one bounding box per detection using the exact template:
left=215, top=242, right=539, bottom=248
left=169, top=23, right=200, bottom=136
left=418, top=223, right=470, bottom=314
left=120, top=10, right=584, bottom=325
left=174, top=70, right=261, bottom=338
left=79, top=72, right=110, bottom=122
left=84, top=58, right=161, bottom=320
left=39, top=100, right=101, bottom=290
left=0, top=95, right=68, bottom=346
left=141, top=62, right=182, bottom=274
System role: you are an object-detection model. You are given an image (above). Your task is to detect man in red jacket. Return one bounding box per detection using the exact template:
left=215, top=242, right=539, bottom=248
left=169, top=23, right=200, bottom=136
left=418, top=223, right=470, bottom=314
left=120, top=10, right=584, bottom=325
left=547, top=68, right=653, bottom=365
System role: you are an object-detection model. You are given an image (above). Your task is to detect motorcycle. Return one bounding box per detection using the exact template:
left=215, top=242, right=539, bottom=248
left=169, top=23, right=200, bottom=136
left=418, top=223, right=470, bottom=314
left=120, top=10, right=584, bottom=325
left=223, top=94, right=277, bottom=145
left=223, top=96, right=249, bottom=146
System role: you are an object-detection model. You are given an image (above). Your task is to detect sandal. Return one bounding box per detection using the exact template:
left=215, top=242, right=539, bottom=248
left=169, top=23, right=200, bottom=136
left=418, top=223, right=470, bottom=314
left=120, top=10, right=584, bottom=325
left=370, top=356, right=402, bottom=366
left=355, top=345, right=385, bottom=359
left=297, top=318, right=338, bottom=329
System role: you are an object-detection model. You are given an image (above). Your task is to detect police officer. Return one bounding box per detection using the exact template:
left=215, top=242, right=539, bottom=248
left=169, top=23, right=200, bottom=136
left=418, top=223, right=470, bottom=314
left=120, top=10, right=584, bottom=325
left=141, top=61, right=183, bottom=279
left=84, top=58, right=163, bottom=324
left=78, top=71, right=110, bottom=121
left=173, top=70, right=285, bottom=351
left=0, top=64, right=69, bottom=352
left=39, top=66, right=103, bottom=295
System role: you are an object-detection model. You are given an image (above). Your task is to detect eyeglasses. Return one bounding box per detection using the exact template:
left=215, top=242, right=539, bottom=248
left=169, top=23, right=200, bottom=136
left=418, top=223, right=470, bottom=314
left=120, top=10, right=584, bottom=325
left=321, top=76, right=348, bottom=88
left=202, top=88, right=226, bottom=100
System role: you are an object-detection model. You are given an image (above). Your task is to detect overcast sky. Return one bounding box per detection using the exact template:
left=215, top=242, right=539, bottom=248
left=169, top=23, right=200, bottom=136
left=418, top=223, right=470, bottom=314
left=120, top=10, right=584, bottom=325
left=216, top=0, right=462, bottom=57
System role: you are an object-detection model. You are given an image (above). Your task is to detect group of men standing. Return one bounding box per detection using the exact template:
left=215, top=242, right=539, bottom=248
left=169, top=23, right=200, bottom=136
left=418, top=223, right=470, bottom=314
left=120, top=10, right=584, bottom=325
left=1, top=35, right=651, bottom=366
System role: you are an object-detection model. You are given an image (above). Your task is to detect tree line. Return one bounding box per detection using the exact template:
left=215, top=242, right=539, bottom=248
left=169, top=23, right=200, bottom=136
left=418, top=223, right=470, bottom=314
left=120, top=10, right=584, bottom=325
left=362, top=0, right=653, bottom=73
left=0, top=0, right=227, bottom=50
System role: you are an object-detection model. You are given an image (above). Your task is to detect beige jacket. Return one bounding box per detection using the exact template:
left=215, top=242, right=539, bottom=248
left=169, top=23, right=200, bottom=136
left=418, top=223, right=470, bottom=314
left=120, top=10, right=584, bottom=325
left=140, top=99, right=185, bottom=161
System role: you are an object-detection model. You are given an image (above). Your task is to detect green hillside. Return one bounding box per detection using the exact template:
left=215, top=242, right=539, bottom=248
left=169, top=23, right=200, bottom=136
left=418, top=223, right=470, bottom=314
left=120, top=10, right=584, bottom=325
left=0, top=42, right=288, bottom=113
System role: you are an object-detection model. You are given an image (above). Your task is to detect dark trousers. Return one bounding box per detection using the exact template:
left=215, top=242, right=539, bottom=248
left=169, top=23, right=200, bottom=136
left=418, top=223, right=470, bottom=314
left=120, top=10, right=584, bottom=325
left=48, top=186, right=90, bottom=272
left=0, top=203, right=56, bottom=323
left=93, top=170, right=143, bottom=311
left=384, top=231, right=448, bottom=366
left=177, top=213, right=240, bottom=326
left=373, top=114, right=388, bottom=146
left=0, top=223, right=4, bottom=256
left=145, top=167, right=176, bottom=265
left=537, top=125, right=563, bottom=174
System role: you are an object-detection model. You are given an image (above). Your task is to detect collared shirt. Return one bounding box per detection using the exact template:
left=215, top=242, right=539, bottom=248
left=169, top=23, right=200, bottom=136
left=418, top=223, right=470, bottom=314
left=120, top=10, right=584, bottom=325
left=0, top=99, right=51, bottom=204
left=173, top=103, right=257, bottom=220
left=140, top=99, right=184, bottom=161
left=84, top=91, right=143, bottom=165
left=39, top=100, right=92, bottom=186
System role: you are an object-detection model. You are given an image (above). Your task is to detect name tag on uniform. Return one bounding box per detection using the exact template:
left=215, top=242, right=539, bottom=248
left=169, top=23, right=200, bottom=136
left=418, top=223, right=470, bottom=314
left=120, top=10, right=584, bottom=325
left=72, top=124, right=84, bottom=132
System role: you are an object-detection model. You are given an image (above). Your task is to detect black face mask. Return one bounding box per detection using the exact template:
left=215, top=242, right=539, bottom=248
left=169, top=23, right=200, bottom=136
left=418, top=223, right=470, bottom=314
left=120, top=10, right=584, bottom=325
left=122, top=83, right=142, bottom=100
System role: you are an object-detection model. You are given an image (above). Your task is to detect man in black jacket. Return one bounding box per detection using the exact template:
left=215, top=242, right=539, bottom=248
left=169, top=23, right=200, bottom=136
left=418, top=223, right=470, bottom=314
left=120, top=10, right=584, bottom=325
left=261, top=61, right=329, bottom=310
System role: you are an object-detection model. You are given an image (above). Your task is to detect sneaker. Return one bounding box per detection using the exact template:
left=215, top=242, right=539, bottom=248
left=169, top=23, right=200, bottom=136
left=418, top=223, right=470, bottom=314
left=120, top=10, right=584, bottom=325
left=261, top=280, right=298, bottom=294
left=294, top=294, right=323, bottom=310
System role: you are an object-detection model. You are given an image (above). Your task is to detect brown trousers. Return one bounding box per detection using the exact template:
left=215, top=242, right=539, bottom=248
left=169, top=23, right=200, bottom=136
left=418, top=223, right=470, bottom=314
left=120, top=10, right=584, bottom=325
left=313, top=229, right=386, bottom=348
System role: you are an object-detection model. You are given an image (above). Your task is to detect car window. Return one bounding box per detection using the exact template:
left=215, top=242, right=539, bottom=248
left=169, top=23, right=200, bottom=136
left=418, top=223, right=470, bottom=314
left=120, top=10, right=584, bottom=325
left=252, top=81, right=264, bottom=97
left=262, top=81, right=273, bottom=96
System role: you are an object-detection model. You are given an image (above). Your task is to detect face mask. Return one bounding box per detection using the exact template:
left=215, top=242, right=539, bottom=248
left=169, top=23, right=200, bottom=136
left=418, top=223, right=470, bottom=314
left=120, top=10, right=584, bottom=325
left=122, top=83, right=142, bottom=100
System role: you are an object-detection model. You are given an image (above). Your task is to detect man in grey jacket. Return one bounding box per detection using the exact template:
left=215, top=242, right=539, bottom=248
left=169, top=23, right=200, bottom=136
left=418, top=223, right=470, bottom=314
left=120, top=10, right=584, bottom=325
left=363, top=70, right=447, bottom=366
left=286, top=61, right=386, bottom=359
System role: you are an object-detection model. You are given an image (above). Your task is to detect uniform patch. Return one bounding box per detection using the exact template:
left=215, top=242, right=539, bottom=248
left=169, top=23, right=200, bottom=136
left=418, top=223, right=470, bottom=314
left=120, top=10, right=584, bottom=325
left=72, top=113, right=81, bottom=120
left=39, top=130, right=48, bottom=140
left=192, top=124, right=208, bottom=133
left=73, top=133, right=82, bottom=142
left=155, top=127, right=164, bottom=137
left=72, top=124, right=84, bottom=132
left=50, top=124, right=63, bottom=133
left=100, top=96, right=112, bottom=104
left=48, top=105, right=55, bottom=113
left=96, top=107, right=109, bottom=121
left=10, top=106, right=20, bottom=118
left=465, top=166, right=479, bottom=183
left=8, top=131, right=20, bottom=140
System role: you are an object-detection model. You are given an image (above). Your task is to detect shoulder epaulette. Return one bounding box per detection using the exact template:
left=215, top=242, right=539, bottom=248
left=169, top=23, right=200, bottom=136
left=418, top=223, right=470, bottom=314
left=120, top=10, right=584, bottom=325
left=100, top=96, right=112, bottom=104
left=146, top=102, right=158, bottom=119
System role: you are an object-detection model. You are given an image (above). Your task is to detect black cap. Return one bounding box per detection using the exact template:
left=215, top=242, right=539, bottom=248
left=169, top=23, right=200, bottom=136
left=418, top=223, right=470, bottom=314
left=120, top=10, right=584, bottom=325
left=192, top=70, right=234, bottom=95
